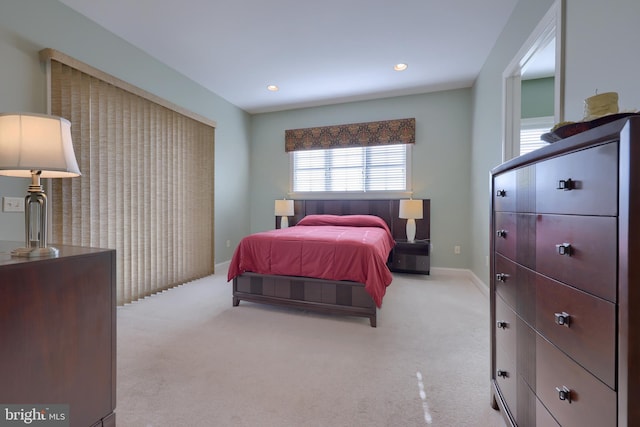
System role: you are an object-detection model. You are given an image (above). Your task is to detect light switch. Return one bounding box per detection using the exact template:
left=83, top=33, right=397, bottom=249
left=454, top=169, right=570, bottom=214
left=3, top=197, right=25, bottom=212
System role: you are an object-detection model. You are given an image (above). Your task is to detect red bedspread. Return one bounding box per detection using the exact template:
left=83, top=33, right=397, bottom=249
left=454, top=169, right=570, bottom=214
left=227, top=215, right=395, bottom=307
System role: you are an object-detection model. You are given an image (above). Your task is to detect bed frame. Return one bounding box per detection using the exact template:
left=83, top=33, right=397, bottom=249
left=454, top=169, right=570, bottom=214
left=232, top=199, right=430, bottom=327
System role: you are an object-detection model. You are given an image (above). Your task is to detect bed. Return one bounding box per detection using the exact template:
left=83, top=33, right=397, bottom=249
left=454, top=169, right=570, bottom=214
left=227, top=199, right=430, bottom=327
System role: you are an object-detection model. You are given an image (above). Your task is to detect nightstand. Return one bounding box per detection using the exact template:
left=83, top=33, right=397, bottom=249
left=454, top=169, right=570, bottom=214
left=388, top=239, right=430, bottom=274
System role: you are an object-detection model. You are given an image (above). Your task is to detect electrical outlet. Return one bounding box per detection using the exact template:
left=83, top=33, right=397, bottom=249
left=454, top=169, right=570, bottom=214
left=454, top=245, right=461, bottom=254
left=226, top=240, right=231, bottom=248
left=3, top=197, right=25, bottom=212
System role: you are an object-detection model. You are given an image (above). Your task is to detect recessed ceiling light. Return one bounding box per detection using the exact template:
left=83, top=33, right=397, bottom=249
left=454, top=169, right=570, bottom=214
left=267, top=85, right=279, bottom=91
left=394, top=63, right=408, bottom=71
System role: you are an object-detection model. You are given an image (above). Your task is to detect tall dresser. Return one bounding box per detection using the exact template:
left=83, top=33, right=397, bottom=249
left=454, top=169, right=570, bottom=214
left=0, top=242, right=116, bottom=427
left=490, top=116, right=640, bottom=426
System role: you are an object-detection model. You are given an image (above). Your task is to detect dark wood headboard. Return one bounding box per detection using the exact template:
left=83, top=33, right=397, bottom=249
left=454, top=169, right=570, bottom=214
left=277, top=199, right=430, bottom=241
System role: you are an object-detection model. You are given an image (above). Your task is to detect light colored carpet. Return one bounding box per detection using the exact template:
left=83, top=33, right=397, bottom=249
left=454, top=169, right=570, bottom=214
left=116, top=265, right=507, bottom=427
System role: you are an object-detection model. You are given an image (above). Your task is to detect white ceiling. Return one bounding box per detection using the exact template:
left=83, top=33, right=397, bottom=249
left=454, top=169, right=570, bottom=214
left=59, top=0, right=520, bottom=114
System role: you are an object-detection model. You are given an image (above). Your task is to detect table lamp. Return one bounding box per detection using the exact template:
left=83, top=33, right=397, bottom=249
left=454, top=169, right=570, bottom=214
left=274, top=199, right=294, bottom=229
left=399, top=199, right=423, bottom=243
left=0, top=113, right=81, bottom=257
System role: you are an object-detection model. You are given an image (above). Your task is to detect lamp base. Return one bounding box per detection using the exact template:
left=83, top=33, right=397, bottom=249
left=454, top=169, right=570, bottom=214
left=280, top=216, right=289, bottom=229
left=11, top=246, right=59, bottom=258
left=406, top=218, right=416, bottom=243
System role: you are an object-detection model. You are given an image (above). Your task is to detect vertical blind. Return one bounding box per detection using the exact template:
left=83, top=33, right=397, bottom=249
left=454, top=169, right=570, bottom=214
left=45, top=52, right=215, bottom=305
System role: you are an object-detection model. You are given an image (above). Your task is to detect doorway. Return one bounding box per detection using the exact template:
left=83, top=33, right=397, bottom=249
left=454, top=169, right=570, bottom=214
left=502, top=0, right=564, bottom=161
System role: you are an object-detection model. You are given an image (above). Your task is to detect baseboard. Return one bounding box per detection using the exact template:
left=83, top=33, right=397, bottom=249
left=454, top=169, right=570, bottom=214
left=215, top=260, right=230, bottom=273
left=430, top=267, right=489, bottom=298
left=468, top=269, right=489, bottom=298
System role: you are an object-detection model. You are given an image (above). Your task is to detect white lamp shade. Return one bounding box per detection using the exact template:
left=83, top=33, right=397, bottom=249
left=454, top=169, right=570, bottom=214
left=399, top=199, right=423, bottom=219
left=274, top=199, right=294, bottom=216
left=0, top=113, right=81, bottom=178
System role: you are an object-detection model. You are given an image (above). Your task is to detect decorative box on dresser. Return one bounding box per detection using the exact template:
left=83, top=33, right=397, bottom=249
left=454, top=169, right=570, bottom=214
left=490, top=116, right=640, bottom=426
left=0, top=242, right=116, bottom=427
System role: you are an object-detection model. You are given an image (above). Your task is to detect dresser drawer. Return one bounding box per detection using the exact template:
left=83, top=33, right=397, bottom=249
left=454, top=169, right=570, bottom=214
left=495, top=296, right=518, bottom=422
left=518, top=382, right=562, bottom=427
left=535, top=214, right=617, bottom=302
left=494, top=212, right=516, bottom=260
left=510, top=378, right=560, bottom=427
left=535, top=395, right=560, bottom=427
left=536, top=142, right=618, bottom=216
left=494, top=213, right=536, bottom=268
left=536, top=273, right=616, bottom=388
left=494, top=254, right=517, bottom=310
left=536, top=334, right=616, bottom=427
left=494, top=169, right=517, bottom=212
left=494, top=255, right=538, bottom=325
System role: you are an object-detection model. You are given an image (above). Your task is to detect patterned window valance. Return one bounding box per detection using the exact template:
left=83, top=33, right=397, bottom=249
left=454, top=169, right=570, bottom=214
left=285, top=118, right=415, bottom=152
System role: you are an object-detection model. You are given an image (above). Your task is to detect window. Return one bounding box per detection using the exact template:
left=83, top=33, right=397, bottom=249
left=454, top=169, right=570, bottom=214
left=292, top=144, right=409, bottom=192
left=520, top=116, right=554, bottom=155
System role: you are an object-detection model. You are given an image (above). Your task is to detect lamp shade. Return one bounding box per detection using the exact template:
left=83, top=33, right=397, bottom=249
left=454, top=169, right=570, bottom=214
left=0, top=113, right=81, bottom=178
left=399, top=199, right=423, bottom=219
left=274, top=199, right=294, bottom=216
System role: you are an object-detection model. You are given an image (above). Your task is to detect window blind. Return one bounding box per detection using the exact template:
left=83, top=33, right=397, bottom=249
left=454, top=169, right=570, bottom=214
left=293, top=144, right=407, bottom=192
left=43, top=50, right=215, bottom=305
left=520, top=116, right=554, bottom=155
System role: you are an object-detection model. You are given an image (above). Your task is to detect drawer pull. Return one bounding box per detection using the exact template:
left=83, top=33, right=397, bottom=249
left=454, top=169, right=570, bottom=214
left=496, top=189, right=507, bottom=197
left=556, top=243, right=572, bottom=256
left=557, top=178, right=574, bottom=191
left=496, top=370, right=508, bottom=378
left=496, top=229, right=507, bottom=238
left=554, top=312, right=571, bottom=327
left=496, top=321, right=508, bottom=329
left=496, top=273, right=509, bottom=283
left=555, top=386, right=572, bottom=403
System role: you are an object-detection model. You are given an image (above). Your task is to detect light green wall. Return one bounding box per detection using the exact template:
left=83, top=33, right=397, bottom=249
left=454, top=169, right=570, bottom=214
left=0, top=0, right=251, bottom=263
left=470, top=0, right=555, bottom=287
left=250, top=89, right=473, bottom=269
left=563, top=0, right=640, bottom=121
left=521, top=77, right=554, bottom=118
left=470, top=0, right=640, bottom=286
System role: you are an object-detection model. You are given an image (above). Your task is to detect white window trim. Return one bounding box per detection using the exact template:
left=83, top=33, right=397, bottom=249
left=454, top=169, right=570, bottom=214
left=502, top=0, right=564, bottom=161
